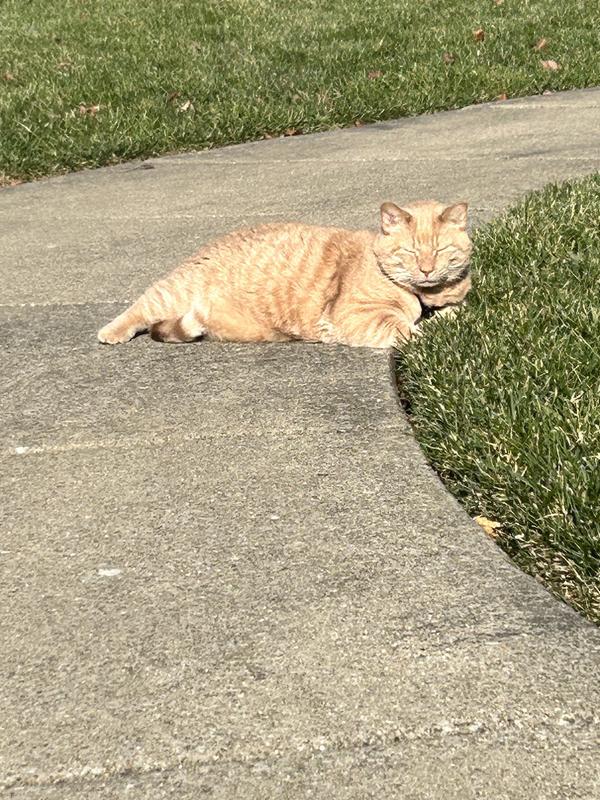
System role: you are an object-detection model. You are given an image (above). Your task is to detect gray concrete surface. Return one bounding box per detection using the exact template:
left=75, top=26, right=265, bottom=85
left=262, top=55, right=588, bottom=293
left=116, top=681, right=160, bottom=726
left=2, top=89, right=600, bottom=799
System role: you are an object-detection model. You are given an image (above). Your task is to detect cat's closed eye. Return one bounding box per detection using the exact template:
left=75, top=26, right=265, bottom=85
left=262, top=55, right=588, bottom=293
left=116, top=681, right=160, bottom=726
left=436, top=246, right=464, bottom=263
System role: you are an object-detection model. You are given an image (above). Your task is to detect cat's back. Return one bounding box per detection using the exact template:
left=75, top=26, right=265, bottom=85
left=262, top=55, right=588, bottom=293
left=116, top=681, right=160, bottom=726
left=186, top=221, right=365, bottom=293
left=199, top=221, right=347, bottom=265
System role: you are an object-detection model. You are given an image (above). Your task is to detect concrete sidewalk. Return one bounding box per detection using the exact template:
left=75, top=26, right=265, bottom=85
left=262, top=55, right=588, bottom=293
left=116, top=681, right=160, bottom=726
left=2, top=89, right=600, bottom=799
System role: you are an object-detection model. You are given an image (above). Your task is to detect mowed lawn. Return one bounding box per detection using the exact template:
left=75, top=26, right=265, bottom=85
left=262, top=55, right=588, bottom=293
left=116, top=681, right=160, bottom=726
left=1, top=0, right=600, bottom=183
left=396, top=175, right=600, bottom=623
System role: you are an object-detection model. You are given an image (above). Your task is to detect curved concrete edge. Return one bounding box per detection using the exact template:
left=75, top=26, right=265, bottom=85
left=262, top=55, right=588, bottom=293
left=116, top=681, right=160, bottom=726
left=2, top=89, right=600, bottom=797
left=386, top=347, right=599, bottom=625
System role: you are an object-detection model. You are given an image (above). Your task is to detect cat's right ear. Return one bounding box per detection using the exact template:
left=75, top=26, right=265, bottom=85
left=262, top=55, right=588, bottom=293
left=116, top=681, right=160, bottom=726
left=380, top=202, right=412, bottom=235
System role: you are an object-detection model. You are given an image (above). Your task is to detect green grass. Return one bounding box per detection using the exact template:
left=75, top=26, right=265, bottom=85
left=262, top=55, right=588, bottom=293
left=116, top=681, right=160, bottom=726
left=396, top=175, right=600, bottom=622
left=1, top=0, right=600, bottom=183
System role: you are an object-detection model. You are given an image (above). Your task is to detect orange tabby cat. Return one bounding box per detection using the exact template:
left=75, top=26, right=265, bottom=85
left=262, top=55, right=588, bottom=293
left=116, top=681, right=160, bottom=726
left=98, top=200, right=472, bottom=349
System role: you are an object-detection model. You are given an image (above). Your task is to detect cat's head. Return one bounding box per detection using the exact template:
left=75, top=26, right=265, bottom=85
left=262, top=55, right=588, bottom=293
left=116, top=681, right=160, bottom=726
left=373, top=200, right=472, bottom=289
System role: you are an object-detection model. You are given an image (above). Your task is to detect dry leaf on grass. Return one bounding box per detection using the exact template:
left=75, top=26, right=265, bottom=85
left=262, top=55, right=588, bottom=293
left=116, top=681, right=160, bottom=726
left=166, top=90, right=180, bottom=104
left=442, top=52, right=456, bottom=65
left=474, top=516, right=503, bottom=538
left=178, top=99, right=194, bottom=113
left=2, top=71, right=15, bottom=81
left=541, top=59, right=560, bottom=71
left=0, top=174, right=24, bottom=188
left=368, top=70, right=383, bottom=79
left=534, top=37, right=548, bottom=51
left=495, top=92, right=508, bottom=101
left=473, top=28, right=485, bottom=42
left=493, top=0, right=503, bottom=5
left=284, top=127, right=301, bottom=137
left=354, top=119, right=365, bottom=127
left=78, top=104, right=100, bottom=116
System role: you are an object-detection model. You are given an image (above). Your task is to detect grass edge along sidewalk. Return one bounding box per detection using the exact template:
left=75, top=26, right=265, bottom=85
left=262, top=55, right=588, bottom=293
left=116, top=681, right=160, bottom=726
left=2, top=0, right=600, bottom=183
left=397, top=174, right=600, bottom=624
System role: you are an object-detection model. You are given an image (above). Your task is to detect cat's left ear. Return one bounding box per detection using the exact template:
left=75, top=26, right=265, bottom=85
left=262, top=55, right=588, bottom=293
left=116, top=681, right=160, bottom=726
left=439, top=202, right=468, bottom=230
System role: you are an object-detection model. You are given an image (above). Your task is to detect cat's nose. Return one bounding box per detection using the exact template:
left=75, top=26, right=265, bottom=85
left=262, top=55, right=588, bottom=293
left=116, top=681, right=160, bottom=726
left=418, top=255, right=435, bottom=275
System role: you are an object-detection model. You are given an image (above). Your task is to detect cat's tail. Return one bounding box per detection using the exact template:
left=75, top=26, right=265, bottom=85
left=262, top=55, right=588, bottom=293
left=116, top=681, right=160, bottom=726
left=97, top=273, right=195, bottom=345
left=149, top=311, right=207, bottom=343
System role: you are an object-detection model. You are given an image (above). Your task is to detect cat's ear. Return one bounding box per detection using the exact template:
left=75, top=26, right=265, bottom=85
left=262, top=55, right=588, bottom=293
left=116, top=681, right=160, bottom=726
left=380, top=202, right=412, bottom=235
left=439, top=202, right=468, bottom=230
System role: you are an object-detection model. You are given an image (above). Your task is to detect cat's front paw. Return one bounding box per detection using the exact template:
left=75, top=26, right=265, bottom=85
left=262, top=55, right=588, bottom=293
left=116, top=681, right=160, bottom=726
left=434, top=304, right=461, bottom=320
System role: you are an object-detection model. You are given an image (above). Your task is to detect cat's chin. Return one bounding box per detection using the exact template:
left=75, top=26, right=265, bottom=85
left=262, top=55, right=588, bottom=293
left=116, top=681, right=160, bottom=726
left=416, top=279, right=440, bottom=288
